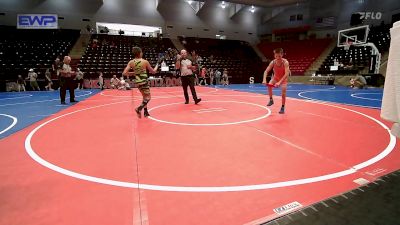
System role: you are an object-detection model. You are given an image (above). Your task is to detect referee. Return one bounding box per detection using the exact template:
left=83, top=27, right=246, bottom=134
left=59, top=56, right=77, bottom=104
left=175, top=49, right=201, bottom=104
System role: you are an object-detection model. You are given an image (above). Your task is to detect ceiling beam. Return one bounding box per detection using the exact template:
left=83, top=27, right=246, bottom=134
left=229, top=3, right=244, bottom=19
left=193, top=1, right=206, bottom=15
left=262, top=6, right=287, bottom=23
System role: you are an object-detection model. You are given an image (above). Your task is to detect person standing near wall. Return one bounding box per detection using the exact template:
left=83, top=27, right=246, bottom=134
left=45, top=68, right=54, bottom=91
left=98, top=72, right=105, bottom=90
left=209, top=68, right=214, bottom=85
left=17, top=75, right=26, bottom=92
left=199, top=67, right=208, bottom=85
left=215, top=69, right=221, bottom=85
left=75, top=68, right=84, bottom=89
left=222, top=68, right=229, bottom=85
left=52, top=57, right=62, bottom=77
left=27, top=69, right=40, bottom=91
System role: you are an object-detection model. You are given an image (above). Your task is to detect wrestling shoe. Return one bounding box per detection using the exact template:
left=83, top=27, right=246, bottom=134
left=279, top=106, right=285, bottom=114
left=144, top=109, right=150, bottom=118
left=135, top=107, right=142, bottom=118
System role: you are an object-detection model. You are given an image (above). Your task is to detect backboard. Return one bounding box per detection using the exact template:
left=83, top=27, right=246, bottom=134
left=337, top=25, right=369, bottom=47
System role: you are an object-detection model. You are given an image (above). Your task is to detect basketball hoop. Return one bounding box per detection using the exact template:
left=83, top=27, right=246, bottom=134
left=337, top=25, right=369, bottom=49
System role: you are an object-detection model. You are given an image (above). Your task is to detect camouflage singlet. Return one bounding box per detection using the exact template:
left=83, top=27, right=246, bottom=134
left=132, top=59, right=148, bottom=85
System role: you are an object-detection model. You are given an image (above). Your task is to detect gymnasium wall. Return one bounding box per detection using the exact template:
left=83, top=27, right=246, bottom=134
left=0, top=0, right=261, bottom=43
left=258, top=3, right=311, bottom=35
left=1, top=0, right=398, bottom=43
left=258, top=0, right=400, bottom=36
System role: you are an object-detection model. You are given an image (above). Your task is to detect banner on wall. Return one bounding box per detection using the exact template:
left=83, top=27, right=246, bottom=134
left=17, top=14, right=58, bottom=29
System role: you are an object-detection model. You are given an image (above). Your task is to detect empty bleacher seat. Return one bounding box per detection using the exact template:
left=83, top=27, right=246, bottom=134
left=0, top=26, right=80, bottom=80
left=79, top=34, right=176, bottom=78
left=257, top=38, right=332, bottom=76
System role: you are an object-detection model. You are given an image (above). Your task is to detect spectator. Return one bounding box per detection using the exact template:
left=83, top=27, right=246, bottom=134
left=209, top=54, right=214, bottom=63
left=199, top=67, right=208, bottom=86
left=161, top=60, right=167, bottom=68
left=191, top=50, right=199, bottom=63
left=91, top=40, right=98, bottom=48
left=27, top=69, right=40, bottom=91
left=350, top=74, right=367, bottom=89
left=17, top=75, right=26, bottom=92
left=214, top=69, right=221, bottom=85
left=209, top=68, right=214, bottom=85
left=119, top=76, right=131, bottom=90
left=110, top=75, right=120, bottom=89
left=197, top=55, right=203, bottom=64
left=52, top=57, right=62, bottom=77
left=222, top=68, right=229, bottom=86
left=75, top=68, right=84, bottom=89
left=172, top=49, right=179, bottom=57
left=97, top=72, right=105, bottom=90
left=44, top=69, right=54, bottom=91
left=158, top=52, right=165, bottom=61
left=344, top=62, right=354, bottom=70
left=190, top=50, right=201, bottom=76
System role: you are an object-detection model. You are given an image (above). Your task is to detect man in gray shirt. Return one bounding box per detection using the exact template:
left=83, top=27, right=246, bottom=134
left=350, top=74, right=367, bottom=89
left=214, top=69, right=221, bottom=85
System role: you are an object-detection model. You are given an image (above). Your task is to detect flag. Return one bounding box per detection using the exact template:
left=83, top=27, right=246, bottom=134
left=315, top=16, right=336, bottom=28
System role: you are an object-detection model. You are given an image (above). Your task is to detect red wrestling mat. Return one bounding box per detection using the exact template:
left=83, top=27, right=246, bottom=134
left=0, top=87, right=399, bottom=225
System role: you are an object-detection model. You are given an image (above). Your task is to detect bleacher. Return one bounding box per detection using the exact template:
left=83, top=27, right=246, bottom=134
left=179, top=37, right=263, bottom=83
left=0, top=26, right=80, bottom=80
left=257, top=38, right=332, bottom=75
left=318, top=45, right=370, bottom=74
left=79, top=34, right=176, bottom=78
left=368, top=24, right=391, bottom=52
left=318, top=23, right=391, bottom=75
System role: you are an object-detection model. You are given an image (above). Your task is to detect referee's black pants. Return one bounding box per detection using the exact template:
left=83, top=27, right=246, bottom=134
left=181, top=75, right=198, bottom=102
left=59, top=77, right=75, bottom=103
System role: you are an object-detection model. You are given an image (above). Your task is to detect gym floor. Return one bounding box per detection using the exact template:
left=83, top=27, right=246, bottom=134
left=0, top=84, right=398, bottom=225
